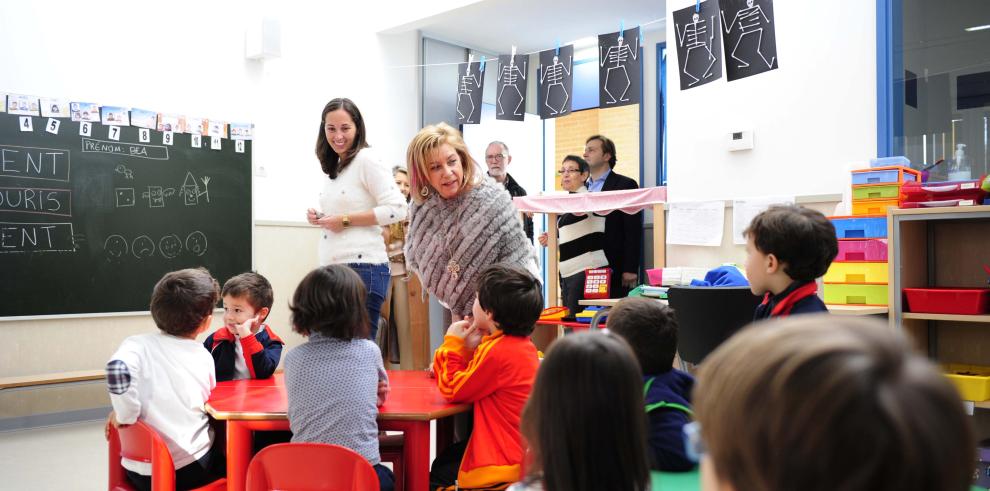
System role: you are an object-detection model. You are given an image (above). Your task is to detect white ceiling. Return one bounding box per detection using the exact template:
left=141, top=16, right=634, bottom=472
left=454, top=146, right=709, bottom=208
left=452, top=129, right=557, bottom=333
left=380, top=0, right=667, bottom=54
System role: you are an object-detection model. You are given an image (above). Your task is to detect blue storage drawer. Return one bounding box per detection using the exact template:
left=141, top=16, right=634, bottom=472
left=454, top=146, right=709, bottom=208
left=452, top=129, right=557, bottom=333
left=830, top=216, right=888, bottom=239
left=851, top=167, right=920, bottom=185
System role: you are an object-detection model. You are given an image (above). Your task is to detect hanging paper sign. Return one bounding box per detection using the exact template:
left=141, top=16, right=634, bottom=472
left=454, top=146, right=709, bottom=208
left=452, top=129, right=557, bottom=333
left=598, top=26, right=642, bottom=107
left=720, top=0, right=778, bottom=81
left=674, top=0, right=723, bottom=90
left=496, top=51, right=528, bottom=121
left=537, top=44, right=574, bottom=119
left=456, top=60, right=485, bottom=124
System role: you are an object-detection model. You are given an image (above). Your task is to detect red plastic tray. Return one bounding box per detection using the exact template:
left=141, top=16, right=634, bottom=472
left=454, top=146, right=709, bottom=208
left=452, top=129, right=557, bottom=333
left=900, top=180, right=987, bottom=205
left=903, top=288, right=990, bottom=315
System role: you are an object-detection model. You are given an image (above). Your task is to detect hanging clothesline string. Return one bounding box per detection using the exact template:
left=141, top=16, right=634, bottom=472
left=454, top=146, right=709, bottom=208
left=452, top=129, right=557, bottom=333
left=386, top=16, right=665, bottom=69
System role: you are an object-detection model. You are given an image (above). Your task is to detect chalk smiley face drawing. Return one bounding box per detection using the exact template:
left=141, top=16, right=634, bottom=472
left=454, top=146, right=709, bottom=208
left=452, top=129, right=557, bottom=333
left=131, top=235, right=155, bottom=259
left=104, top=234, right=128, bottom=260
left=158, top=234, right=182, bottom=259
left=185, top=231, right=207, bottom=256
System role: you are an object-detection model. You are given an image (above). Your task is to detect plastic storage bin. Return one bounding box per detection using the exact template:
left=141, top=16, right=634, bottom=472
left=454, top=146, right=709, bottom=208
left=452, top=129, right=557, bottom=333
left=852, top=198, right=899, bottom=216
left=829, top=215, right=887, bottom=239
left=852, top=184, right=901, bottom=200
left=823, top=262, right=888, bottom=284
left=851, top=166, right=921, bottom=185
left=869, top=156, right=911, bottom=168
left=836, top=239, right=888, bottom=261
left=824, top=283, right=888, bottom=305
left=943, top=364, right=990, bottom=401
left=900, top=180, right=988, bottom=205
left=903, top=288, right=990, bottom=315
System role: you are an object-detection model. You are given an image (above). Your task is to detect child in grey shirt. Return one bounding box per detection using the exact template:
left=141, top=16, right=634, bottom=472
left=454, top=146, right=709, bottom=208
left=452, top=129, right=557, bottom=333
left=285, top=265, right=393, bottom=491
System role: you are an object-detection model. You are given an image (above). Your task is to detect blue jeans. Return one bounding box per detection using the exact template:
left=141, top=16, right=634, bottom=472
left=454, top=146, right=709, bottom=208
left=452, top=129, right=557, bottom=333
left=347, top=263, right=391, bottom=340
left=374, top=463, right=395, bottom=491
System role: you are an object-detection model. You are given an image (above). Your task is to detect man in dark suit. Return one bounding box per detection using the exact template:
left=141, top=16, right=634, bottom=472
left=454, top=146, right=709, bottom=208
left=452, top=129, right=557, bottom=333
left=584, top=134, right=642, bottom=298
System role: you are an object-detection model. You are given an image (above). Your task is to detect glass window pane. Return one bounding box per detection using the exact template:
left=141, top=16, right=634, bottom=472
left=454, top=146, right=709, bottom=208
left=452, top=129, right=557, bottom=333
left=895, top=0, right=990, bottom=180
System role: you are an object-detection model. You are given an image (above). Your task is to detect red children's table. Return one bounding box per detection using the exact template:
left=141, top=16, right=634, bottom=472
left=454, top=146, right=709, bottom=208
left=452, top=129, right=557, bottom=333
left=206, top=370, right=469, bottom=491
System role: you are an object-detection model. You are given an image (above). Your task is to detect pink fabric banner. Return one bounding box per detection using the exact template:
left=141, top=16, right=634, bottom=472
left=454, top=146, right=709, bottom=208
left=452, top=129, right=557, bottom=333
left=512, top=187, right=667, bottom=215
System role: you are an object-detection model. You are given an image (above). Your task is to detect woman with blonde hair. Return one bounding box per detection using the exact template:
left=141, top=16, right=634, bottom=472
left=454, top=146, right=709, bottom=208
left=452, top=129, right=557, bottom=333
left=404, top=122, right=538, bottom=321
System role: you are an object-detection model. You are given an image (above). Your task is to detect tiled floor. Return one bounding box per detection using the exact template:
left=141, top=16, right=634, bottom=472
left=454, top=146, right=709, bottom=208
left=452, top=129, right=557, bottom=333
left=0, top=419, right=107, bottom=490
left=0, top=418, right=433, bottom=489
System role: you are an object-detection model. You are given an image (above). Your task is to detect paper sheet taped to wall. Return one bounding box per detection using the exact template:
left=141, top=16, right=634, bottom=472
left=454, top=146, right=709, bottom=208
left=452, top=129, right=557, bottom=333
left=667, top=200, right=725, bottom=246
left=732, top=196, right=794, bottom=245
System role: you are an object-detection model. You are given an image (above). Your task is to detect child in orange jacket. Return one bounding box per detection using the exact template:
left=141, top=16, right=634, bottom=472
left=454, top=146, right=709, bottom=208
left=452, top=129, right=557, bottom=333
left=431, top=264, right=543, bottom=491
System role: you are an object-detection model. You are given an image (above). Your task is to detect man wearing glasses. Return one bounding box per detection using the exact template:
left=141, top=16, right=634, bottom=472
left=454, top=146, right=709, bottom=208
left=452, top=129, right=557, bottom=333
left=485, top=141, right=533, bottom=241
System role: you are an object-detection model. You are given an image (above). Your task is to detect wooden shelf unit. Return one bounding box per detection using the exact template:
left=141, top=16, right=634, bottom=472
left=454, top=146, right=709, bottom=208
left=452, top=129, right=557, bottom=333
left=902, top=313, right=990, bottom=323
left=888, top=206, right=990, bottom=411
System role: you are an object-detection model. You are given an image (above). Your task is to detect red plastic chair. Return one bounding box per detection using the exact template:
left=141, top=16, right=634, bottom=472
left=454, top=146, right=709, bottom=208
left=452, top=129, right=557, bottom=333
left=107, top=420, right=226, bottom=491
left=246, top=443, right=380, bottom=491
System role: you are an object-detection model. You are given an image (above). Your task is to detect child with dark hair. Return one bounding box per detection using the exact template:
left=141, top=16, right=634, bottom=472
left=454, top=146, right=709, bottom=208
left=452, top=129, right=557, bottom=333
left=694, top=316, right=974, bottom=491
left=203, top=272, right=283, bottom=381
left=509, top=331, right=651, bottom=491
left=431, top=263, right=543, bottom=491
left=284, top=265, right=394, bottom=491
left=105, top=268, right=224, bottom=491
left=607, top=297, right=695, bottom=471
left=743, top=204, right=838, bottom=320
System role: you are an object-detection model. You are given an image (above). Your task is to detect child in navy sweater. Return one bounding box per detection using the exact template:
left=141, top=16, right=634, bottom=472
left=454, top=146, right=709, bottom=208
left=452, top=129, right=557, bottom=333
left=743, top=205, right=838, bottom=320
left=204, top=272, right=283, bottom=381
left=607, top=297, right=695, bottom=472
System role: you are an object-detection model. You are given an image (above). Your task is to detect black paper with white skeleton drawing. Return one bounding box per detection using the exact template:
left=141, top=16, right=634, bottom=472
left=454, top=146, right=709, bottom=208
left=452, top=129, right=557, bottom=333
left=674, top=0, right=723, bottom=90
left=720, top=0, right=778, bottom=81
left=496, top=53, right=529, bottom=121
left=456, top=60, right=485, bottom=125
left=598, top=27, right=642, bottom=108
left=537, top=45, right=574, bottom=119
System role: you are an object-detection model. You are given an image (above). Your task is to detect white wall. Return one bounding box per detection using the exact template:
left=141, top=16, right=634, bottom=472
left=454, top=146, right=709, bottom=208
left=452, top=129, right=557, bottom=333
left=0, top=1, right=424, bottom=224
left=665, top=0, right=877, bottom=202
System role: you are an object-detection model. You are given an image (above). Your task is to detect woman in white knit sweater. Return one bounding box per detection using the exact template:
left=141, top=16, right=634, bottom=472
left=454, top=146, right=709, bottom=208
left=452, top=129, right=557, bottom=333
left=306, top=98, right=407, bottom=339
left=404, top=123, right=538, bottom=321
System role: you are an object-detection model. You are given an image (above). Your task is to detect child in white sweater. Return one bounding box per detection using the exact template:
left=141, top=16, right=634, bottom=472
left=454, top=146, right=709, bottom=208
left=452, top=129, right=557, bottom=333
left=105, top=268, right=223, bottom=491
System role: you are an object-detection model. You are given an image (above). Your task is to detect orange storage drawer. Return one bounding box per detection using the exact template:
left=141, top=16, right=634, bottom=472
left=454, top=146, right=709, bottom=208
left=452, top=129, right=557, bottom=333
left=851, top=198, right=899, bottom=216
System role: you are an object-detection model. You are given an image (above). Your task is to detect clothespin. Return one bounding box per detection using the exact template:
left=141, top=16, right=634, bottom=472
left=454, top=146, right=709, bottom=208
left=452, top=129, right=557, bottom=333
left=555, top=39, right=560, bottom=57
left=696, top=0, right=701, bottom=12
left=480, top=55, right=486, bottom=72
left=638, top=24, right=644, bottom=45
left=468, top=53, right=474, bottom=67
left=620, top=20, right=625, bottom=35
left=511, top=45, right=517, bottom=63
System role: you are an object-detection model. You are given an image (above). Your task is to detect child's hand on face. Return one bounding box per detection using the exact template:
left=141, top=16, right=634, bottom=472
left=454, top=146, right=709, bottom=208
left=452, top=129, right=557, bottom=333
left=462, top=316, right=486, bottom=350
left=232, top=315, right=260, bottom=338
left=446, top=319, right=475, bottom=340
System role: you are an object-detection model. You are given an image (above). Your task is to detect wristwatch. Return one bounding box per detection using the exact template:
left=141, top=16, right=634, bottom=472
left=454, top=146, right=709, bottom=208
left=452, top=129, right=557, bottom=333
left=341, top=215, right=350, bottom=228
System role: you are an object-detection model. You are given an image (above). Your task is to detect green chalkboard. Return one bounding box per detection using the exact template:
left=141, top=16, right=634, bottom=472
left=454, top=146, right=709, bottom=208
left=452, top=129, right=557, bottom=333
left=0, top=112, right=251, bottom=317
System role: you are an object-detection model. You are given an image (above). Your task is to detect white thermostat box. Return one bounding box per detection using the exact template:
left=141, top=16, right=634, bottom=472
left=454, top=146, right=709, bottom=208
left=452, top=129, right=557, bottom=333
left=728, top=130, right=754, bottom=151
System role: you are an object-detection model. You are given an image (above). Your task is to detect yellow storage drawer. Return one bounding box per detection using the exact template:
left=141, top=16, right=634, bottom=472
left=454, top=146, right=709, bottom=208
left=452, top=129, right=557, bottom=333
left=823, top=283, right=888, bottom=306
left=944, top=364, right=990, bottom=401
left=852, top=198, right=899, bottom=216
left=823, top=261, right=888, bottom=284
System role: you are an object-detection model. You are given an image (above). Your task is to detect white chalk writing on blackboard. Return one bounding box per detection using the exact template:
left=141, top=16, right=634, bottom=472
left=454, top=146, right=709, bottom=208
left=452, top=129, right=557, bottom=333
left=0, top=187, right=71, bottom=216
left=81, top=137, right=169, bottom=161
left=102, top=231, right=209, bottom=260
left=0, top=222, right=75, bottom=253
left=0, top=145, right=71, bottom=182
left=115, top=188, right=136, bottom=208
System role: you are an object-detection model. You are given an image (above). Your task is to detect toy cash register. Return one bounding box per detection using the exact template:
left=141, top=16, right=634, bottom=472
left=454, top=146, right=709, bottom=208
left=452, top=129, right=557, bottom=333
left=584, top=268, right=611, bottom=299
